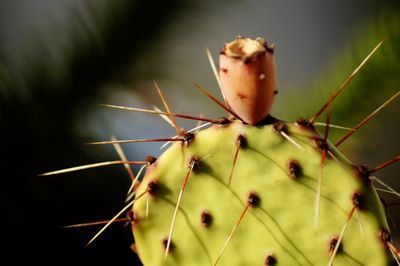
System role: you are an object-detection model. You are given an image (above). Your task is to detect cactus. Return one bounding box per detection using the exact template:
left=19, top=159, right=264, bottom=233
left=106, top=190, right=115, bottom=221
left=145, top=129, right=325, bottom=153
left=41, top=37, right=400, bottom=265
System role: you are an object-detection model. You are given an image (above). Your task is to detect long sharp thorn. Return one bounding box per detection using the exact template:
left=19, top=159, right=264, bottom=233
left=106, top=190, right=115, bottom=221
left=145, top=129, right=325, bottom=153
left=194, top=83, right=242, bottom=121
left=189, top=121, right=212, bottom=133
left=193, top=115, right=211, bottom=133
left=127, top=164, right=147, bottom=197
left=100, top=104, right=161, bottom=114
left=87, top=138, right=185, bottom=145
left=310, top=40, right=383, bottom=124
left=85, top=189, right=148, bottom=247
left=323, top=103, right=332, bottom=142
left=375, top=188, right=400, bottom=196
left=280, top=131, right=304, bottom=150
left=154, top=81, right=181, bottom=134
left=388, top=242, right=400, bottom=264
left=164, top=158, right=197, bottom=260
left=39, top=160, right=147, bottom=176
left=206, top=47, right=232, bottom=110
left=112, top=134, right=143, bottom=203
left=328, top=150, right=342, bottom=164
left=314, top=122, right=353, bottom=131
left=335, top=90, right=400, bottom=147
left=195, top=113, right=204, bottom=130
left=390, top=249, right=400, bottom=265
left=371, top=176, right=400, bottom=198
left=356, top=210, right=365, bottom=240
left=160, top=136, right=180, bottom=150
left=314, top=149, right=326, bottom=230
left=314, top=102, right=332, bottom=229
left=327, top=205, right=357, bottom=266
left=214, top=203, right=251, bottom=266
left=153, top=105, right=175, bottom=128
left=111, top=135, right=136, bottom=183
left=206, top=47, right=221, bottom=87
left=160, top=122, right=212, bottom=150
left=62, top=218, right=129, bottom=229
left=228, top=141, right=241, bottom=187
left=101, top=104, right=219, bottom=124
left=370, top=155, right=400, bottom=174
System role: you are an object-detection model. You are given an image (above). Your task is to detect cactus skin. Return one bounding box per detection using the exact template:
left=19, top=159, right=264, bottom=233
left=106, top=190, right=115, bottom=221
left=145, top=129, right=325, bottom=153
left=132, top=120, right=392, bottom=265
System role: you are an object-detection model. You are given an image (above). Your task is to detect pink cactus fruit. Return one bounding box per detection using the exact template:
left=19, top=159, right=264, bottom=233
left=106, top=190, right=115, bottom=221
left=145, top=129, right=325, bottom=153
left=219, top=37, right=277, bottom=125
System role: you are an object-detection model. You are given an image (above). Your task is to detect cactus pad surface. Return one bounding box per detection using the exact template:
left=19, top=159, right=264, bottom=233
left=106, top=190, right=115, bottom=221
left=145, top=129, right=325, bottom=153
left=132, top=120, right=392, bottom=265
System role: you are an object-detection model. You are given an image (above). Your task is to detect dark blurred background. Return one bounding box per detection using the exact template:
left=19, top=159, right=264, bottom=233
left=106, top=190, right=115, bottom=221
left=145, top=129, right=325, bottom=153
left=0, top=0, right=399, bottom=264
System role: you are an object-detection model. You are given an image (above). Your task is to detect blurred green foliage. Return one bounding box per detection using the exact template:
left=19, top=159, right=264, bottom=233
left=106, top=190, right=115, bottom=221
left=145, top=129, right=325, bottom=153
left=0, top=0, right=228, bottom=264
left=279, top=6, right=400, bottom=157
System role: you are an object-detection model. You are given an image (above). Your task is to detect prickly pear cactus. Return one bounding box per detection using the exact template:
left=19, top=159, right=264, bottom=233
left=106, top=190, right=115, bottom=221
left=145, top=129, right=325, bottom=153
left=129, top=37, right=396, bottom=265
left=42, top=37, right=399, bottom=265
left=132, top=121, right=390, bottom=265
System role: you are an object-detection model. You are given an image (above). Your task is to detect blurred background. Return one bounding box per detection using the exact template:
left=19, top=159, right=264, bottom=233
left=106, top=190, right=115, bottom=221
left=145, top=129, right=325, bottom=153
left=0, top=0, right=399, bottom=264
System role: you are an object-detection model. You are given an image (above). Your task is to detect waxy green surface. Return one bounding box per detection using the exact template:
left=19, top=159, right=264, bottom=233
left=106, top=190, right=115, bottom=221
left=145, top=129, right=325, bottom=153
left=133, top=121, right=391, bottom=266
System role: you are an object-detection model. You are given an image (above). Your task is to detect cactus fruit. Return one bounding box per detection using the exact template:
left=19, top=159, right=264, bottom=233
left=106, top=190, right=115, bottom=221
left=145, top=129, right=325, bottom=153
left=41, top=37, right=400, bottom=265
left=219, top=37, right=276, bottom=125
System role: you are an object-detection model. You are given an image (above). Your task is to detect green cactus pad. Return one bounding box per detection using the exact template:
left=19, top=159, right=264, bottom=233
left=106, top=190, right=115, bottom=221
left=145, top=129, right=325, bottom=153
left=132, top=120, right=391, bottom=266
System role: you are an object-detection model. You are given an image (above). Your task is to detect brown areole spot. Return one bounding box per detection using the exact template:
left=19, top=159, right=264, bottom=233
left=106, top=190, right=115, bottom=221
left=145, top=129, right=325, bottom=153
left=147, top=180, right=159, bottom=196
left=264, top=254, right=277, bottom=265
left=353, top=164, right=372, bottom=184
left=352, top=192, right=364, bottom=209
left=296, top=117, right=315, bottom=129
left=288, top=160, right=302, bottom=179
left=146, top=155, right=157, bottom=165
left=380, top=229, right=391, bottom=244
left=162, top=238, right=174, bottom=252
left=126, top=210, right=136, bottom=223
left=248, top=192, right=260, bottom=207
left=189, top=156, right=200, bottom=173
left=182, top=131, right=195, bottom=144
left=329, top=237, right=342, bottom=255
left=237, top=135, right=247, bottom=148
left=273, top=121, right=287, bottom=134
left=201, top=211, right=213, bottom=227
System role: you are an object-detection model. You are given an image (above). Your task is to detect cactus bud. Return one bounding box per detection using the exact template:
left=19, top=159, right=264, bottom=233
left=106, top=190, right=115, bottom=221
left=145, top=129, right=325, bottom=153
left=219, top=37, right=276, bottom=125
